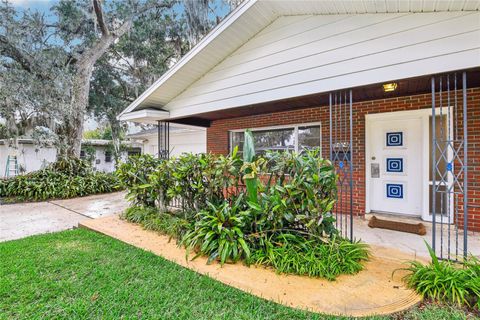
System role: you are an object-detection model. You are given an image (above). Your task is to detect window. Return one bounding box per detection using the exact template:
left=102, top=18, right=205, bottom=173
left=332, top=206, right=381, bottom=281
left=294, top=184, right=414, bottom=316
left=429, top=114, right=449, bottom=215
left=105, top=151, right=112, bottom=163
left=80, top=150, right=86, bottom=159
left=229, top=123, right=321, bottom=156
left=128, top=149, right=141, bottom=157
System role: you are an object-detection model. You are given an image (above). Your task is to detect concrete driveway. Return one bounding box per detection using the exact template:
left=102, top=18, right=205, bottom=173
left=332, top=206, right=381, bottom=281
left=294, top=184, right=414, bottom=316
left=0, top=191, right=128, bottom=242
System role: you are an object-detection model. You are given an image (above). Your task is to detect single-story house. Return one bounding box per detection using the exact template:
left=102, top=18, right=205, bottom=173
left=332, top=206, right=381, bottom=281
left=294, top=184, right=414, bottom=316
left=0, top=139, right=142, bottom=177
left=127, top=125, right=206, bottom=157
left=118, top=0, right=480, bottom=259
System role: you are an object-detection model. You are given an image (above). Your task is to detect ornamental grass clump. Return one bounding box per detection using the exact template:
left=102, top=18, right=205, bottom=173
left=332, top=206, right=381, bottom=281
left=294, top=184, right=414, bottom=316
left=0, top=157, right=119, bottom=201
left=249, top=233, right=369, bottom=280
left=403, top=242, right=480, bottom=309
left=122, top=205, right=190, bottom=241
left=118, top=130, right=370, bottom=280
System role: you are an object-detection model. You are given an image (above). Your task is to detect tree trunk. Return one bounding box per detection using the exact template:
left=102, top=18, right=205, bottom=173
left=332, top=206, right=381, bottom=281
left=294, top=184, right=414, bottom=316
left=65, top=66, right=93, bottom=157
left=110, top=119, right=122, bottom=166
left=63, top=34, right=120, bottom=158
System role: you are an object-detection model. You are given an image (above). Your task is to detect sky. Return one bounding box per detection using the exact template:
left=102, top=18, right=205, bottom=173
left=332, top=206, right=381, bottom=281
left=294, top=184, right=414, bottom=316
left=7, top=0, right=57, bottom=11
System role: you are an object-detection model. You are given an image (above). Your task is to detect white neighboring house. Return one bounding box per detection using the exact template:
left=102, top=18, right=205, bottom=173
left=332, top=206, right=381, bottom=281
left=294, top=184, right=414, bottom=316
left=79, top=139, right=142, bottom=172
left=0, top=139, right=142, bottom=178
left=127, top=126, right=206, bottom=157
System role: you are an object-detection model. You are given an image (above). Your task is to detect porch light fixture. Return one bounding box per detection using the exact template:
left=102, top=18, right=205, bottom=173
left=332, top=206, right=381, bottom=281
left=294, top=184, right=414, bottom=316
left=382, top=82, right=398, bottom=92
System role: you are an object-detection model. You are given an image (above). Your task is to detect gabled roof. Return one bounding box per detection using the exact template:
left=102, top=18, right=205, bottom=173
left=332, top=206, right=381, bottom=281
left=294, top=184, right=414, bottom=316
left=118, top=0, right=480, bottom=122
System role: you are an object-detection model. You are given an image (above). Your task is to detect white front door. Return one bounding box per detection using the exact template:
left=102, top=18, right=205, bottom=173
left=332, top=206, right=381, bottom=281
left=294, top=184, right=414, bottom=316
left=368, top=117, right=423, bottom=216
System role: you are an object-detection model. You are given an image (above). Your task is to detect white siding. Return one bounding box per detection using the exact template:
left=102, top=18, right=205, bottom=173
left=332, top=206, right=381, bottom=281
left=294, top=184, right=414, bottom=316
left=0, top=144, right=56, bottom=178
left=140, top=130, right=207, bottom=157
left=169, top=131, right=206, bottom=156
left=91, top=146, right=116, bottom=173
left=0, top=144, right=129, bottom=177
left=166, top=12, right=480, bottom=118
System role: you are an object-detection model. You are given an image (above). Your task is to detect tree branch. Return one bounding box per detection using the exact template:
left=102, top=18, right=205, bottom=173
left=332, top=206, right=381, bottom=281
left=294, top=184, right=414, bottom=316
left=0, top=35, right=34, bottom=74
left=0, top=35, right=51, bottom=80
left=93, top=0, right=110, bottom=36
left=111, top=1, right=171, bottom=38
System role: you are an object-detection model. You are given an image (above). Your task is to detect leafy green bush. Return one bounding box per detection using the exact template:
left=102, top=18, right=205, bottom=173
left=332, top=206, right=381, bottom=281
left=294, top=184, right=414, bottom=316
left=167, top=151, right=242, bottom=212
left=403, top=243, right=480, bottom=309
left=118, top=130, right=368, bottom=279
left=247, top=149, right=338, bottom=239
left=0, top=157, right=119, bottom=201
left=182, top=195, right=252, bottom=265
left=249, top=233, right=368, bottom=280
left=116, top=154, right=161, bottom=207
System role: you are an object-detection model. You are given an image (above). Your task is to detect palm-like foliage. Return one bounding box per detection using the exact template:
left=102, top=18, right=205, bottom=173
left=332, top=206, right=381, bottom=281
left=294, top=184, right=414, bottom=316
left=182, top=194, right=251, bottom=265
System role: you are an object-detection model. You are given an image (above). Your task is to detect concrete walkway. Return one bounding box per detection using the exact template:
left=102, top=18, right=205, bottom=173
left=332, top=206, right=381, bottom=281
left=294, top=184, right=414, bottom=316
left=80, top=215, right=423, bottom=317
left=0, top=192, right=128, bottom=242
left=356, top=213, right=480, bottom=260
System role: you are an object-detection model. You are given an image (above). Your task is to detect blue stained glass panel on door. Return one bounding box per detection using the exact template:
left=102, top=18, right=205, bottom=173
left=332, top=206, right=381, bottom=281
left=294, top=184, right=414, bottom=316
left=386, top=183, right=403, bottom=199
left=386, top=132, right=403, bottom=147
left=386, top=158, right=403, bottom=173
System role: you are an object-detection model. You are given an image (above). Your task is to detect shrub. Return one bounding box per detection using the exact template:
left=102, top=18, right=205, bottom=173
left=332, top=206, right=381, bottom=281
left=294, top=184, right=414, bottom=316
left=259, top=150, right=338, bottom=237
left=0, top=157, right=119, bottom=201
left=118, top=130, right=369, bottom=279
left=182, top=194, right=252, bottom=265
left=167, top=151, right=242, bottom=212
left=403, top=243, right=480, bottom=309
left=116, top=154, right=161, bottom=207
left=249, top=233, right=369, bottom=280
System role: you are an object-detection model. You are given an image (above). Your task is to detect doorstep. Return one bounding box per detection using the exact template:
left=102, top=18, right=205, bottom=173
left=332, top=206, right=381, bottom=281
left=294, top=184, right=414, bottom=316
left=80, top=215, right=422, bottom=317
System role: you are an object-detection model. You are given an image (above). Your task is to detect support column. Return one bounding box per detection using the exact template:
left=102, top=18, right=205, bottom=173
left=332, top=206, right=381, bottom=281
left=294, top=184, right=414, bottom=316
left=157, top=121, right=170, bottom=160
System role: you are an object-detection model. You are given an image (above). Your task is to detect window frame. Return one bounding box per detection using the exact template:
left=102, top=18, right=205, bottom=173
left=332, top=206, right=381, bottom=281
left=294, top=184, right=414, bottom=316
left=228, top=122, right=322, bottom=155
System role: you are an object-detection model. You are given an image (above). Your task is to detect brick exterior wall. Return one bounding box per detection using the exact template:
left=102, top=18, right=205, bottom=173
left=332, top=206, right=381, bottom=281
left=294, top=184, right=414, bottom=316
left=207, top=88, right=480, bottom=232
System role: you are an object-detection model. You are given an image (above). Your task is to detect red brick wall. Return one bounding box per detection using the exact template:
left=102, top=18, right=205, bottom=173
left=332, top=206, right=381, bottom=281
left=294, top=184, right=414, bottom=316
left=207, top=88, right=480, bottom=231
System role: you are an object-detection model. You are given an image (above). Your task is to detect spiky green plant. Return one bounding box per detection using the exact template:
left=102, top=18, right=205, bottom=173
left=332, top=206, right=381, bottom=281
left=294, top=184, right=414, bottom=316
left=249, top=233, right=369, bottom=280
left=182, top=194, right=252, bottom=265
left=403, top=241, right=480, bottom=308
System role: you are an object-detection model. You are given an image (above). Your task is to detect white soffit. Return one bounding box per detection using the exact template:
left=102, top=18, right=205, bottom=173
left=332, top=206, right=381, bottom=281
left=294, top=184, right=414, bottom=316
left=118, top=109, right=170, bottom=124
left=119, top=0, right=480, bottom=120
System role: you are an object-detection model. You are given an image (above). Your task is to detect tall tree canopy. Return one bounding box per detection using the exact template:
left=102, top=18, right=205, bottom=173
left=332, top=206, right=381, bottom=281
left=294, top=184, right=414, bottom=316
left=0, top=0, right=238, bottom=158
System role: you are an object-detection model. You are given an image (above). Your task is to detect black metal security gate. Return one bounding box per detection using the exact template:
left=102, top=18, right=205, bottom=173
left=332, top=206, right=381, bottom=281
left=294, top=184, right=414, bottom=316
left=157, top=121, right=170, bottom=160
left=329, top=90, right=354, bottom=241
left=431, top=72, right=469, bottom=261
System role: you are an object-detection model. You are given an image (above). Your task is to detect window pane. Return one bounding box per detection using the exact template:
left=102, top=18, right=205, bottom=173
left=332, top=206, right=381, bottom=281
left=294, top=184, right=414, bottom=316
left=230, top=131, right=245, bottom=155
left=230, top=128, right=295, bottom=155
left=229, top=124, right=321, bottom=155
left=253, top=128, right=295, bottom=155
left=429, top=115, right=448, bottom=181
left=298, top=125, right=321, bottom=153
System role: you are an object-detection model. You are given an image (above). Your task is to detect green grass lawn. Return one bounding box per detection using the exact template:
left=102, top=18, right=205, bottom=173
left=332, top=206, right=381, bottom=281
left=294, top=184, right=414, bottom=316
left=0, top=229, right=472, bottom=320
